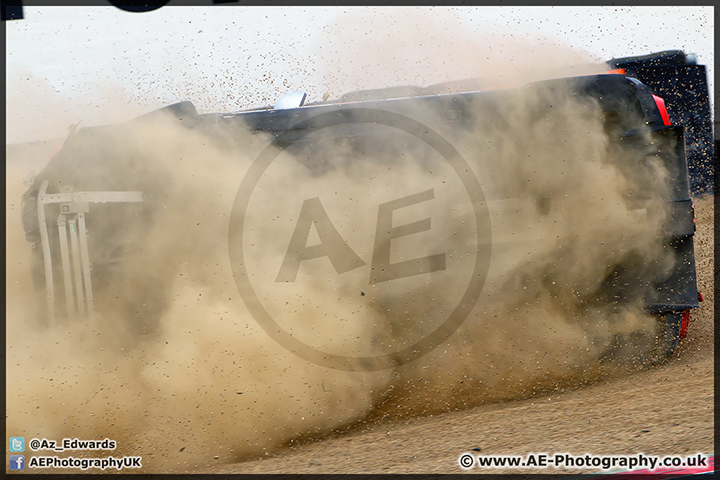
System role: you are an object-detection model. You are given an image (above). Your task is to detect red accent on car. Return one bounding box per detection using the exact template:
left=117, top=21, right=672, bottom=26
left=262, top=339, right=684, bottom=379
left=652, top=94, right=671, bottom=126
left=679, top=310, right=690, bottom=339
left=606, top=68, right=626, bottom=75
left=48, top=145, right=63, bottom=163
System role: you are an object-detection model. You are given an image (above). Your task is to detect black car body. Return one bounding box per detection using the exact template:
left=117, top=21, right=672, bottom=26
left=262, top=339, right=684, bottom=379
left=22, top=53, right=706, bottom=359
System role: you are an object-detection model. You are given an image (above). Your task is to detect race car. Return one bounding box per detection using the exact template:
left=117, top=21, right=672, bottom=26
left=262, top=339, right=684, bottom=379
left=21, top=51, right=708, bottom=361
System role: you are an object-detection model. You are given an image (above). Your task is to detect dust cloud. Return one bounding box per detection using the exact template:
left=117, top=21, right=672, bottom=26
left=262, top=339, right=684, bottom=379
left=364, top=86, right=675, bottom=418
left=312, top=9, right=606, bottom=100
left=6, top=12, right=675, bottom=473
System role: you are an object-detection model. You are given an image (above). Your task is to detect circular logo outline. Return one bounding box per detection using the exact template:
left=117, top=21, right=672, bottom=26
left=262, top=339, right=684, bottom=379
left=229, top=107, right=492, bottom=371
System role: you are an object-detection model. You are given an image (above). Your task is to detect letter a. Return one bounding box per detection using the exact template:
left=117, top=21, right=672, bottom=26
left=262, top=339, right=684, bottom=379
left=276, top=197, right=365, bottom=282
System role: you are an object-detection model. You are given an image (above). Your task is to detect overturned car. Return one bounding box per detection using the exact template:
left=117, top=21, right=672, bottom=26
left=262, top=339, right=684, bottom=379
left=21, top=51, right=708, bottom=365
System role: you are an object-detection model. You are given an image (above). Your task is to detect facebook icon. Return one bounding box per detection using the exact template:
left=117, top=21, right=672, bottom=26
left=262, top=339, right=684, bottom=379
left=10, top=455, right=25, bottom=470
